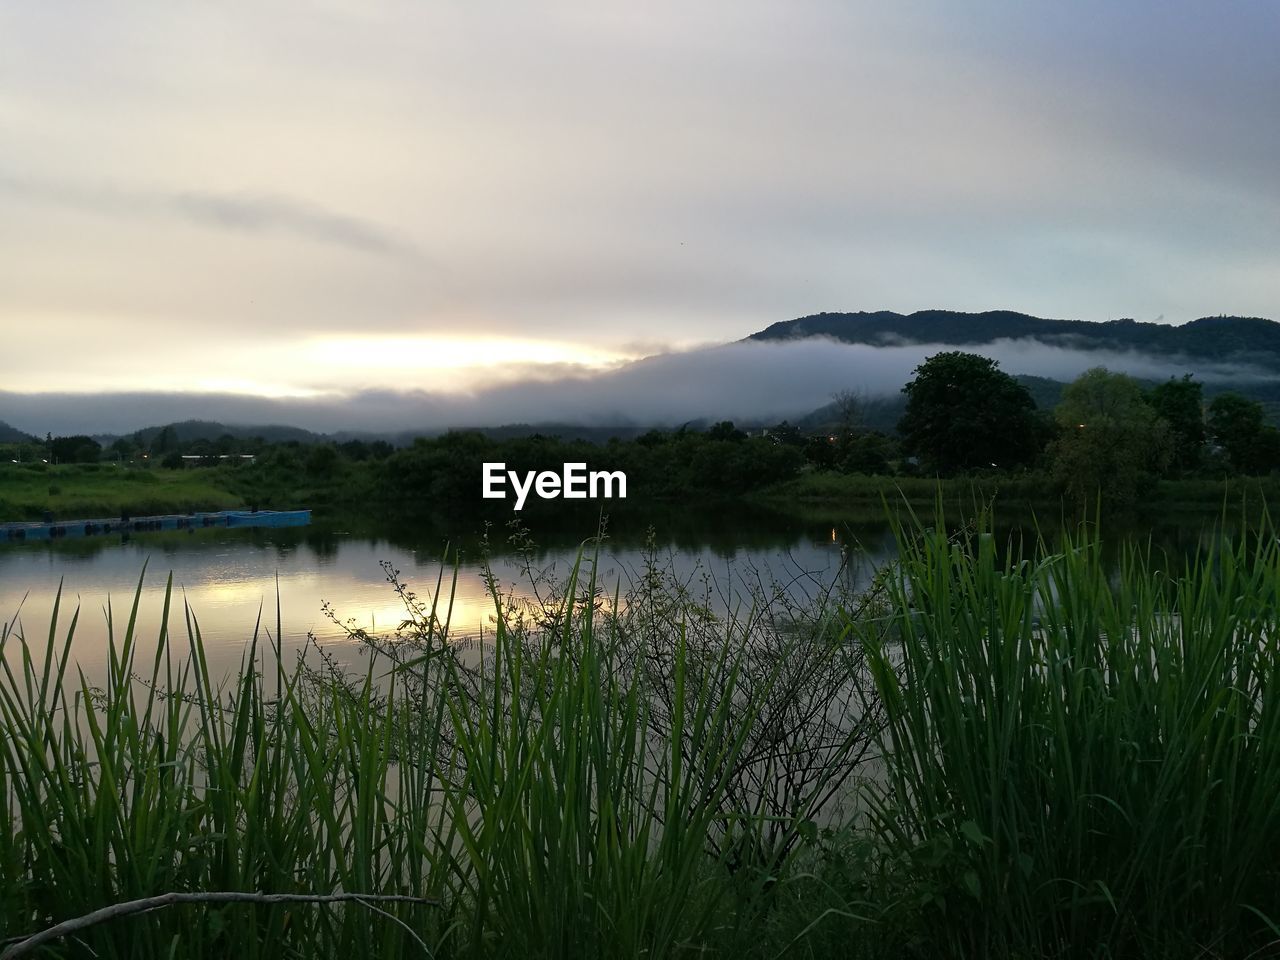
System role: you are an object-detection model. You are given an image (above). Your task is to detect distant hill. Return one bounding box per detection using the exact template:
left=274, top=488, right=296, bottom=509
left=461, top=423, right=669, bottom=443
left=107, top=419, right=659, bottom=448
left=750, top=310, right=1280, bottom=372
left=0, top=421, right=37, bottom=444
left=125, top=419, right=327, bottom=446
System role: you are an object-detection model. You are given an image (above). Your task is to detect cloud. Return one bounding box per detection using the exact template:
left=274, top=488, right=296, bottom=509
left=3, top=1, right=1280, bottom=357
left=4, top=337, right=1270, bottom=437
left=167, top=191, right=417, bottom=258
left=0, top=175, right=417, bottom=259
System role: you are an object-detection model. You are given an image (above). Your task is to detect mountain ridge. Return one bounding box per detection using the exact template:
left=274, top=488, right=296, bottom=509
left=749, top=310, right=1280, bottom=369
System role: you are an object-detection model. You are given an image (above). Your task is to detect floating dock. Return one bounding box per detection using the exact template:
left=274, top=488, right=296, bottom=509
left=0, top=509, right=311, bottom=544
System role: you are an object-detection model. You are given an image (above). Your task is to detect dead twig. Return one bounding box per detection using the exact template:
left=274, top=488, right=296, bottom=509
left=0, top=891, right=439, bottom=959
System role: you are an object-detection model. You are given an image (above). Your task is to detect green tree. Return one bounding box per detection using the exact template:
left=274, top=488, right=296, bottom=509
left=1208, top=393, right=1272, bottom=474
left=707, top=421, right=746, bottom=442
left=1051, top=368, right=1172, bottom=505
left=766, top=421, right=804, bottom=446
left=152, top=425, right=179, bottom=455
left=305, top=443, right=340, bottom=477
left=1147, top=375, right=1205, bottom=474
left=897, top=352, right=1041, bottom=475
left=108, top=437, right=136, bottom=462
left=803, top=435, right=837, bottom=470
left=50, top=435, right=101, bottom=464
left=840, top=431, right=898, bottom=475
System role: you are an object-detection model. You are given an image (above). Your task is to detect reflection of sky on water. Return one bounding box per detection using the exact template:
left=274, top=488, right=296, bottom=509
left=0, top=522, right=893, bottom=686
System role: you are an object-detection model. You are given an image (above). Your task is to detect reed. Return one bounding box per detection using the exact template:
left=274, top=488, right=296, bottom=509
left=0, top=547, right=824, bottom=957
left=4, top=513, right=1280, bottom=958
left=858, top=509, right=1280, bottom=958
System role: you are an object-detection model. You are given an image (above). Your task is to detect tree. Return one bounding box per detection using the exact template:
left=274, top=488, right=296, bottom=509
left=306, top=443, right=340, bottom=477
left=109, top=437, right=136, bottom=462
left=803, top=435, right=837, bottom=470
left=50, top=435, right=101, bottom=464
left=1255, top=427, right=1280, bottom=475
left=897, top=352, right=1041, bottom=475
left=707, top=421, right=746, bottom=442
left=840, top=431, right=897, bottom=475
left=1147, top=375, right=1205, bottom=474
left=830, top=390, right=863, bottom=443
left=766, top=421, right=804, bottom=446
left=152, top=425, right=179, bottom=455
left=1208, top=393, right=1271, bottom=474
left=1051, top=368, right=1171, bottom=505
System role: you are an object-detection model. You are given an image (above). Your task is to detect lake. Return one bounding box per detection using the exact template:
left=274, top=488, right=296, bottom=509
left=0, top=501, right=1239, bottom=686
left=0, top=504, right=897, bottom=684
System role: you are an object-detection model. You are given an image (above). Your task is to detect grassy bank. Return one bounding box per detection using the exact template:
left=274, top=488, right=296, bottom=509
left=8, top=460, right=1279, bottom=531
left=0, top=463, right=245, bottom=520
left=0, top=460, right=378, bottom=521
left=2, top=516, right=1279, bottom=957
left=758, top=470, right=1280, bottom=513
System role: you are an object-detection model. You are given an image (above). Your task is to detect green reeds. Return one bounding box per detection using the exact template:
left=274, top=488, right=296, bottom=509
left=0, top=548, right=806, bottom=958
left=0, top=568, right=450, bottom=958
left=430, top=551, right=773, bottom=957
left=6, top=514, right=1280, bottom=959
left=861, top=512, right=1280, bottom=958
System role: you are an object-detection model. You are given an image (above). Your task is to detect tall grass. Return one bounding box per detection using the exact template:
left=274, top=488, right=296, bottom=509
left=4, top=514, right=1280, bottom=958
left=0, top=569, right=453, bottom=957
left=0, top=545, right=843, bottom=957
left=859, top=511, right=1280, bottom=958
left=432, top=553, right=771, bottom=957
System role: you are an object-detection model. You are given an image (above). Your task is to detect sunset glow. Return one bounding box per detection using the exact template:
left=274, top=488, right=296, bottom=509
left=303, top=335, right=630, bottom=379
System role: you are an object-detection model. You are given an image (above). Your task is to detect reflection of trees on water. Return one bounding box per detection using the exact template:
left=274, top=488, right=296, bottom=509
left=0, top=502, right=1259, bottom=578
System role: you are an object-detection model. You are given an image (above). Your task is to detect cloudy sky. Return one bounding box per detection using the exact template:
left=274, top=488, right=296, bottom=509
left=2, top=1, right=1278, bottom=426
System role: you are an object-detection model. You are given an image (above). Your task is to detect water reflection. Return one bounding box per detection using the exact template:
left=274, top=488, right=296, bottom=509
left=0, top=502, right=1249, bottom=688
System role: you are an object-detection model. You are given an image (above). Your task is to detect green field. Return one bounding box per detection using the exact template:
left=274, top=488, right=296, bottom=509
left=4, top=461, right=1278, bottom=533
left=758, top=470, right=1280, bottom=513
left=0, top=463, right=245, bottom=520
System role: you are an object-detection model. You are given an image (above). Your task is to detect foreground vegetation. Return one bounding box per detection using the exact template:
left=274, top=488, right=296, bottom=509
left=2, top=513, right=1279, bottom=958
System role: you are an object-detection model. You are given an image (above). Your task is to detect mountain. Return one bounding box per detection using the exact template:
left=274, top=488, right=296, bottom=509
left=124, top=419, right=327, bottom=446
left=0, top=421, right=38, bottom=444
left=749, top=310, right=1280, bottom=371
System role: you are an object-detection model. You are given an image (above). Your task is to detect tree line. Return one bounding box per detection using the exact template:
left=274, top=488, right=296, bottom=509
left=9, top=351, right=1277, bottom=509
left=895, top=351, right=1280, bottom=503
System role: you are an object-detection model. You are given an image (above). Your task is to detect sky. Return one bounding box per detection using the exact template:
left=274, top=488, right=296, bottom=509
left=2, top=1, right=1278, bottom=430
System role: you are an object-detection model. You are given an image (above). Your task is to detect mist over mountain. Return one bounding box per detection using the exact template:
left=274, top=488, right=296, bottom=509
left=751, top=310, right=1280, bottom=371
left=4, top=312, right=1278, bottom=439
left=123, top=420, right=328, bottom=446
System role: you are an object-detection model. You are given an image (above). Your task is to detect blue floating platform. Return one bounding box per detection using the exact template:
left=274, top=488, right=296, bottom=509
left=0, top=509, right=311, bottom=543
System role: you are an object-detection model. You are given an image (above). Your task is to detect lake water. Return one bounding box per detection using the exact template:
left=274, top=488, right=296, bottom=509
left=0, top=501, right=1238, bottom=686
left=0, top=506, right=894, bottom=685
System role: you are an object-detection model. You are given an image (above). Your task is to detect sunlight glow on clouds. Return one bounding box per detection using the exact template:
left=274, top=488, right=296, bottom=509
left=302, top=335, right=630, bottom=384
left=0, top=326, right=636, bottom=398
left=1, top=0, right=1278, bottom=404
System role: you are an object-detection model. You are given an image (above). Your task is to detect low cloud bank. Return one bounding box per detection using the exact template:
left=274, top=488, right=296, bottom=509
left=3, top=337, right=1270, bottom=437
